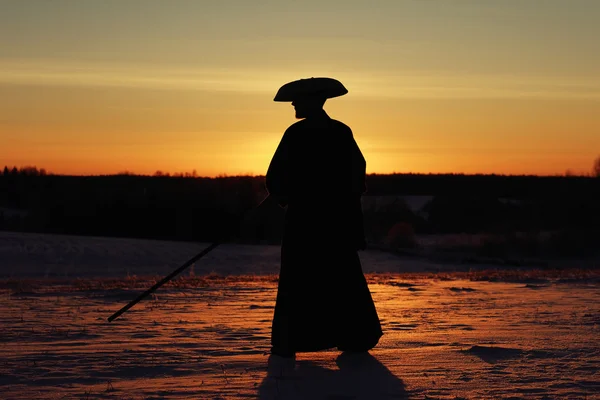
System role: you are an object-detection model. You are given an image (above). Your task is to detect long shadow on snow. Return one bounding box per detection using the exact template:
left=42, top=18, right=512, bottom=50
left=258, top=352, right=409, bottom=399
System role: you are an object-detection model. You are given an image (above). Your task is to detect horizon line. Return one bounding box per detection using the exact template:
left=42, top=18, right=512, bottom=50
left=2, top=166, right=595, bottom=179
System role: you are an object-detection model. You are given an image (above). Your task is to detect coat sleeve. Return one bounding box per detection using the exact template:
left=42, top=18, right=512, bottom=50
left=349, top=129, right=367, bottom=195
left=265, top=128, right=293, bottom=206
left=348, top=129, right=367, bottom=250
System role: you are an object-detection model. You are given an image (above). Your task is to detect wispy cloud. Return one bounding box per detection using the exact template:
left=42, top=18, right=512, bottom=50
left=0, top=59, right=285, bottom=93
left=1, top=59, right=599, bottom=100
left=350, top=73, right=600, bottom=100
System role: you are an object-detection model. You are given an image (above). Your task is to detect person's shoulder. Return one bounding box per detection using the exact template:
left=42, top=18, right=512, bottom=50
left=284, top=119, right=307, bottom=134
left=330, top=119, right=353, bottom=135
left=279, top=121, right=303, bottom=142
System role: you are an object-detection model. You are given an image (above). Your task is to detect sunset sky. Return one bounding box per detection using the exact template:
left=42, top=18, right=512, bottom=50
left=1, top=0, right=599, bottom=176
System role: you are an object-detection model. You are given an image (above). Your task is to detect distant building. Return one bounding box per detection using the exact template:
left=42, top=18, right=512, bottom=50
left=0, top=207, right=29, bottom=219
left=498, top=197, right=525, bottom=206
left=361, top=195, right=434, bottom=219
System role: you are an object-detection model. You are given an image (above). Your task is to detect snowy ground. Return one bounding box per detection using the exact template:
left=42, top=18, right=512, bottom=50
left=1, top=231, right=599, bottom=399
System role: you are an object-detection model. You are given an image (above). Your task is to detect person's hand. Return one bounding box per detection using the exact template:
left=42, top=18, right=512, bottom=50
left=276, top=196, right=288, bottom=208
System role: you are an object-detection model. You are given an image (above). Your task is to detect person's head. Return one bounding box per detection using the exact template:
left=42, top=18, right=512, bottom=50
left=291, top=94, right=326, bottom=119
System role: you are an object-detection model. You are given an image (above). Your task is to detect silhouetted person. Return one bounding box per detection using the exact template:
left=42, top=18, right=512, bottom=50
left=266, top=77, right=382, bottom=358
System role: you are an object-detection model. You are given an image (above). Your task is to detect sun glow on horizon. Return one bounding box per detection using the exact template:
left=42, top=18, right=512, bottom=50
left=1, top=1, right=599, bottom=177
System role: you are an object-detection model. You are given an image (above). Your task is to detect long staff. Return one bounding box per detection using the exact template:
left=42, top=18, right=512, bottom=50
left=107, top=196, right=269, bottom=322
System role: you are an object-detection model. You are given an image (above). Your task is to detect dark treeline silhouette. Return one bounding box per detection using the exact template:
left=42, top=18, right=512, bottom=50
left=0, top=171, right=267, bottom=242
left=3, top=165, right=48, bottom=177
left=365, top=173, right=599, bottom=238
left=365, top=172, right=597, bottom=197
left=1, top=168, right=599, bottom=247
left=594, top=155, right=600, bottom=177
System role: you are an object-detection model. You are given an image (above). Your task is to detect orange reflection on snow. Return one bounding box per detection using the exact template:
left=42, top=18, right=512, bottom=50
left=0, top=275, right=598, bottom=398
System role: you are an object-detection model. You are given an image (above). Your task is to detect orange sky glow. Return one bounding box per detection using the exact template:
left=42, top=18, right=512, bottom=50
left=1, top=1, right=599, bottom=177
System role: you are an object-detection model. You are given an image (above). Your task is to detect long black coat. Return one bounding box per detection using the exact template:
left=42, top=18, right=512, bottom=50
left=266, top=110, right=382, bottom=353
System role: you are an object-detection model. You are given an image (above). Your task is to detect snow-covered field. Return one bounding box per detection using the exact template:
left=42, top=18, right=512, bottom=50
left=1, top=231, right=599, bottom=399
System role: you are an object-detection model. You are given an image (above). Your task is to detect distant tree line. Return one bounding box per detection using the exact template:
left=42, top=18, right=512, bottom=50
left=1, top=165, right=204, bottom=178
left=0, top=166, right=599, bottom=244
left=3, top=165, right=48, bottom=177
left=0, top=172, right=266, bottom=242
left=594, top=155, right=600, bottom=177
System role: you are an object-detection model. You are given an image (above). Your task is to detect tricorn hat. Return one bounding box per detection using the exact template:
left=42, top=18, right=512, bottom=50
left=273, top=77, right=348, bottom=102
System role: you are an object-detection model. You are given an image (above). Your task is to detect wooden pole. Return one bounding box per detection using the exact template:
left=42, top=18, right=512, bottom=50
left=107, top=196, right=269, bottom=322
